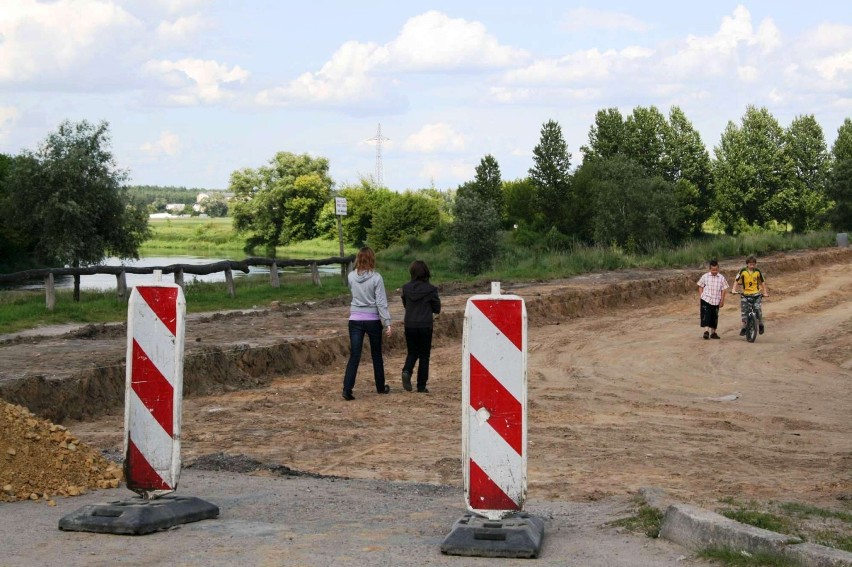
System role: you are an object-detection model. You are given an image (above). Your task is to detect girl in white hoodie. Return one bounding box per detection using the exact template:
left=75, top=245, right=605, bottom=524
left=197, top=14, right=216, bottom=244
left=342, top=247, right=392, bottom=400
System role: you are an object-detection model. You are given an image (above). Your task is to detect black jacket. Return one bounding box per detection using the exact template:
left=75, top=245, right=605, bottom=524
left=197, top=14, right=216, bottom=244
left=401, top=280, right=441, bottom=328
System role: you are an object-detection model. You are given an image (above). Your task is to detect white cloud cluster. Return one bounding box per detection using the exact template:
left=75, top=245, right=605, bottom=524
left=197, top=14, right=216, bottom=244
left=140, top=131, right=181, bottom=156
left=256, top=11, right=528, bottom=108
left=403, top=123, right=467, bottom=153
left=0, top=0, right=141, bottom=83
left=144, top=58, right=249, bottom=104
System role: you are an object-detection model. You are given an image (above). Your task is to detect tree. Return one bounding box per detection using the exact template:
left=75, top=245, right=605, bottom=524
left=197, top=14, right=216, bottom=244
left=529, top=119, right=572, bottom=232
left=367, top=191, right=441, bottom=250
left=459, top=154, right=504, bottom=221
left=452, top=190, right=500, bottom=275
left=229, top=152, right=333, bottom=255
left=623, top=105, right=670, bottom=179
left=713, top=106, right=793, bottom=233
left=581, top=108, right=625, bottom=163
left=202, top=192, right=229, bottom=217
left=664, top=106, right=714, bottom=234
left=773, top=115, right=830, bottom=232
left=827, top=118, right=852, bottom=230
left=576, top=156, right=684, bottom=251
left=3, top=120, right=149, bottom=299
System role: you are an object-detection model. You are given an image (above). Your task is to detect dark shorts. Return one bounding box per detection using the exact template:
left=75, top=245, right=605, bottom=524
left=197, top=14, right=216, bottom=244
left=700, top=299, right=720, bottom=328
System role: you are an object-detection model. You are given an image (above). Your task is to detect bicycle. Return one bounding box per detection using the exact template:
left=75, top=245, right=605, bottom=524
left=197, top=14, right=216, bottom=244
left=731, top=292, right=763, bottom=343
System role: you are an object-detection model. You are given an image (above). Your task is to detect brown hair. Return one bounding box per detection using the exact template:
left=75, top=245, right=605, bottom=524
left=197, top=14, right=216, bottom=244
left=409, top=260, right=431, bottom=282
left=746, top=255, right=757, bottom=264
left=354, top=246, right=376, bottom=273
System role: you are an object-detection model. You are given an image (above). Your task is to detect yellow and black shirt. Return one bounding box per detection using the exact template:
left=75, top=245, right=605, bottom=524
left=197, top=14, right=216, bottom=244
left=736, top=268, right=765, bottom=295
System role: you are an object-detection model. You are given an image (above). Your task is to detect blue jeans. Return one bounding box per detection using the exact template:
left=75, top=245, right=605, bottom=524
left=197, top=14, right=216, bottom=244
left=343, top=319, right=386, bottom=394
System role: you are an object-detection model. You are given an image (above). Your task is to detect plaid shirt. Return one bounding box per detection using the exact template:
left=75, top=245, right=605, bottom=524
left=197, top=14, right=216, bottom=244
left=697, top=272, right=729, bottom=305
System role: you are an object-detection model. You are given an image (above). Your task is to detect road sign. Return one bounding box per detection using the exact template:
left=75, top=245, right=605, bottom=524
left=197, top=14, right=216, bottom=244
left=335, top=197, right=347, bottom=216
left=124, top=284, right=186, bottom=498
left=461, top=282, right=527, bottom=520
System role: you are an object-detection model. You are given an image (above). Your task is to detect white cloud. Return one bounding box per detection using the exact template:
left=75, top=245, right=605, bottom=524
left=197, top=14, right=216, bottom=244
left=417, top=159, right=474, bottom=184
left=0, top=106, right=20, bottom=140
left=504, top=47, right=653, bottom=85
left=661, top=5, right=782, bottom=77
left=561, top=8, right=650, bottom=33
left=403, top=123, right=466, bottom=153
left=256, top=11, right=527, bottom=108
left=0, top=0, right=142, bottom=83
left=737, top=65, right=759, bottom=82
left=156, top=14, right=208, bottom=42
left=140, top=131, right=181, bottom=156
left=814, top=50, right=852, bottom=81
left=386, top=11, right=529, bottom=71
left=489, top=86, right=599, bottom=104
left=256, top=41, right=389, bottom=107
left=144, top=58, right=249, bottom=104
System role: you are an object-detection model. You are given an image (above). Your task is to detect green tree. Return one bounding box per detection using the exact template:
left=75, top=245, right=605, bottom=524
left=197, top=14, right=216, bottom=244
left=529, top=119, right=572, bottom=232
left=367, top=191, right=441, bottom=250
left=576, top=156, right=684, bottom=251
left=827, top=118, right=852, bottom=230
left=772, top=115, right=830, bottom=232
left=713, top=106, right=793, bottom=233
left=202, top=192, right=229, bottom=217
left=459, top=154, right=504, bottom=221
left=229, top=152, right=333, bottom=255
left=3, top=120, right=149, bottom=299
left=581, top=108, right=625, bottom=162
left=664, top=106, right=714, bottom=234
left=503, top=177, right=538, bottom=229
left=452, top=190, right=500, bottom=275
left=623, top=105, right=670, bottom=179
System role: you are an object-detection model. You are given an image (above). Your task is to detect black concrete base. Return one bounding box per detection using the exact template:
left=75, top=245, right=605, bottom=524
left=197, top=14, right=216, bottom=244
left=58, top=495, right=219, bottom=535
left=441, top=512, right=545, bottom=558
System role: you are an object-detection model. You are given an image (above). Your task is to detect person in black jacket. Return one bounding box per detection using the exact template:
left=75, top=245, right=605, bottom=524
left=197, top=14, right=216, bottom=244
left=400, top=260, right=441, bottom=393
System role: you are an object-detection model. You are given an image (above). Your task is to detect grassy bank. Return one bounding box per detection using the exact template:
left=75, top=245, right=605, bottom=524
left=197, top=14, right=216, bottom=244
left=0, top=229, right=839, bottom=335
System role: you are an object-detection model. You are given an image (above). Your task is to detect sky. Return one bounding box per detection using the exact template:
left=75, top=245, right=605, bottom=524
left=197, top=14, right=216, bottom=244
left=1, top=1, right=851, bottom=192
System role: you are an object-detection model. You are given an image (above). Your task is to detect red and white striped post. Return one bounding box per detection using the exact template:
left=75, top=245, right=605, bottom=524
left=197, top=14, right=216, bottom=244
left=462, top=282, right=527, bottom=520
left=124, top=282, right=185, bottom=498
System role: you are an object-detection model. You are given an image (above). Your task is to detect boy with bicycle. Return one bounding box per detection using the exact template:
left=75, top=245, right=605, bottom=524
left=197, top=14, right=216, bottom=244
left=731, top=255, right=769, bottom=335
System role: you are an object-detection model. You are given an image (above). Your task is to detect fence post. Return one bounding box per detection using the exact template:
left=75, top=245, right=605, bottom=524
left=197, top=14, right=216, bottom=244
left=225, top=268, right=235, bottom=298
left=174, top=268, right=184, bottom=289
left=270, top=261, right=280, bottom=288
left=310, top=262, right=321, bottom=286
left=45, top=273, right=56, bottom=311
left=116, top=271, right=128, bottom=302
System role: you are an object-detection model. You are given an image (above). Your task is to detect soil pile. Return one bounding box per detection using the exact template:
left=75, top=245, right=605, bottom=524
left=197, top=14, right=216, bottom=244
left=0, top=400, right=122, bottom=504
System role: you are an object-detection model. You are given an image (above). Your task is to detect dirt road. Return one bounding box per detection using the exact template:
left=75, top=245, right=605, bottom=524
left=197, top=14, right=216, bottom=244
left=29, top=247, right=844, bottom=511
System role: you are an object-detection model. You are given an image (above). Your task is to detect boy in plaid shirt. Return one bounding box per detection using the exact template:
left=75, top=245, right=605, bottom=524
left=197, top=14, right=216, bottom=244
left=697, top=259, right=728, bottom=339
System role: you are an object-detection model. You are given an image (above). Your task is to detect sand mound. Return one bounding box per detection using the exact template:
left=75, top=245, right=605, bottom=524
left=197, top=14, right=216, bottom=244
left=0, top=400, right=122, bottom=504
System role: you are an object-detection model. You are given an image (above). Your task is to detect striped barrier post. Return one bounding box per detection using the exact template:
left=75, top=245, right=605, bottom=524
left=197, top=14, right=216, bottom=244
left=442, top=282, right=543, bottom=558
left=463, top=281, right=527, bottom=519
left=124, top=284, right=185, bottom=498
left=59, top=280, right=219, bottom=534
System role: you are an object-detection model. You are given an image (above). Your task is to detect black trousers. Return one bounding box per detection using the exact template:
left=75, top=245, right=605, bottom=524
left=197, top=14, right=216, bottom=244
left=403, top=326, right=433, bottom=391
left=700, top=299, right=720, bottom=329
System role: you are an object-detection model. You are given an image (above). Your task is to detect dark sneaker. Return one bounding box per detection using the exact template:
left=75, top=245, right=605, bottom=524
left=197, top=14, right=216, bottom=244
left=378, top=384, right=390, bottom=394
left=703, top=331, right=710, bottom=340
left=759, top=324, right=764, bottom=335
left=417, top=388, right=429, bottom=393
left=401, top=370, right=412, bottom=392
left=342, top=390, right=355, bottom=401
left=710, top=333, right=720, bottom=339
left=739, top=328, right=747, bottom=336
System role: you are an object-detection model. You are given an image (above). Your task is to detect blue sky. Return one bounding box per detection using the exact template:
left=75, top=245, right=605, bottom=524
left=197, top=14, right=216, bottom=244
left=1, top=1, right=850, bottom=191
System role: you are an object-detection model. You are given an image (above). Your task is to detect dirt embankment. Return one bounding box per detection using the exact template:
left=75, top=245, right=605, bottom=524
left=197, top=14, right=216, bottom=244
left=1, top=247, right=849, bottom=425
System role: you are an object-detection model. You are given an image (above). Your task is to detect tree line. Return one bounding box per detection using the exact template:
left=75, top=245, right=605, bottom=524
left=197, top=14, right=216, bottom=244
left=1, top=107, right=850, bottom=279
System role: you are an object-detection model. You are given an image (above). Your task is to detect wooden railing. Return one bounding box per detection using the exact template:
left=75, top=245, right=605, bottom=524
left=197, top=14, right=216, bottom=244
left=0, top=255, right=355, bottom=310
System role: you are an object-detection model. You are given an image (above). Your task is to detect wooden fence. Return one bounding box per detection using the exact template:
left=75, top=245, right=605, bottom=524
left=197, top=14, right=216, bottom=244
left=0, top=255, right=355, bottom=310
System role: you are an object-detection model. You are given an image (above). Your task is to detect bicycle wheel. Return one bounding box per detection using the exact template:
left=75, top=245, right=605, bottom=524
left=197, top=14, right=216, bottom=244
left=746, top=313, right=758, bottom=343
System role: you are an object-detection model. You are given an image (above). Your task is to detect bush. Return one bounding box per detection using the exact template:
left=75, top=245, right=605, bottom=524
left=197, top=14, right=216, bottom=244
left=452, top=192, right=500, bottom=275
